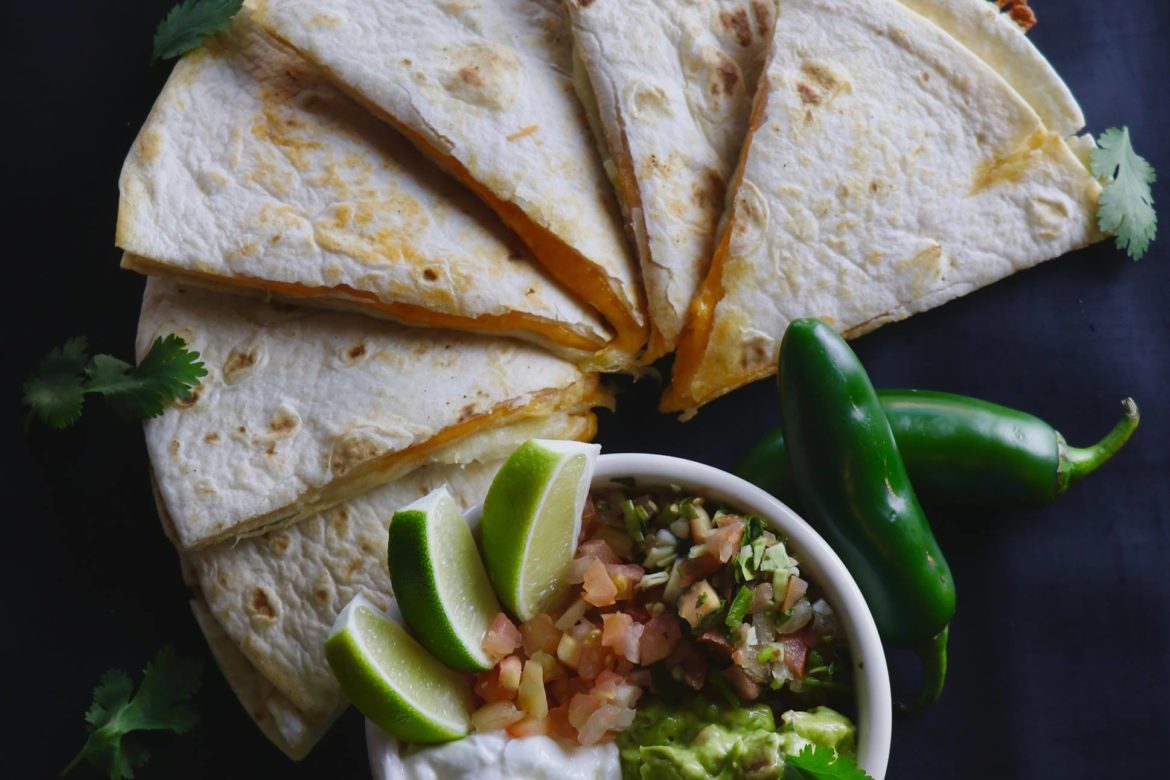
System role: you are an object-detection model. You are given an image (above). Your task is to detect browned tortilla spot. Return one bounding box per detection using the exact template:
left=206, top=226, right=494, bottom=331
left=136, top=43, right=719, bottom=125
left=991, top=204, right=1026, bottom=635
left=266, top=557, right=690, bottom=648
left=268, top=533, right=290, bottom=553
left=692, top=169, right=726, bottom=211
left=720, top=8, right=753, bottom=47
left=251, top=588, right=276, bottom=618
left=797, top=83, right=821, bottom=104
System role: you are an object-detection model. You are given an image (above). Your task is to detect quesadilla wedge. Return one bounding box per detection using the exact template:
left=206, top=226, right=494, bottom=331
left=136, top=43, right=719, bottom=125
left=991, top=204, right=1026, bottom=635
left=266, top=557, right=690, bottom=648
left=118, top=14, right=611, bottom=359
left=191, top=598, right=340, bottom=760
left=566, top=0, right=776, bottom=359
left=663, top=0, right=1101, bottom=414
left=250, top=0, right=647, bottom=357
left=140, top=278, right=611, bottom=549
left=172, top=412, right=594, bottom=759
left=894, top=0, right=1084, bottom=137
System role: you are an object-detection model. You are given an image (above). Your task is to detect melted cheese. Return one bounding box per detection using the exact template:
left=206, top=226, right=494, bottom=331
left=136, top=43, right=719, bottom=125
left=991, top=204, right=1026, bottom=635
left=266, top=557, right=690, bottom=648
left=662, top=75, right=772, bottom=413
left=123, top=256, right=609, bottom=354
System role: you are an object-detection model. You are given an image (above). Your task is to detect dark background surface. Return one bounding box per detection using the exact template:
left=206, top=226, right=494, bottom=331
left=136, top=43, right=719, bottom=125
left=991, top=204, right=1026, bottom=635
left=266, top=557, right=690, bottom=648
left=4, top=1, right=1168, bottom=778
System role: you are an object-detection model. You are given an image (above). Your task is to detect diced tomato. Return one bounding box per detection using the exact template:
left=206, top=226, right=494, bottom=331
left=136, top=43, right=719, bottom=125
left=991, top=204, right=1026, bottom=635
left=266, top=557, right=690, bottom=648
left=707, top=520, right=745, bottom=563
left=601, top=612, right=633, bottom=649
left=600, top=613, right=643, bottom=663
left=583, top=558, right=619, bottom=606
left=567, top=555, right=595, bottom=584
left=588, top=526, right=635, bottom=560
left=520, top=613, right=563, bottom=656
left=667, top=641, right=707, bottom=690
left=568, top=692, right=602, bottom=730
left=547, top=702, right=577, bottom=739
left=697, top=630, right=734, bottom=660
left=506, top=715, right=551, bottom=738
left=605, top=563, right=644, bottom=600
left=576, top=639, right=610, bottom=680
left=624, top=601, right=652, bottom=623
left=591, top=671, right=643, bottom=709
left=714, top=513, right=744, bottom=528
left=639, top=612, right=682, bottom=665
left=781, top=636, right=808, bottom=678
left=679, top=553, right=723, bottom=588
left=723, top=665, right=762, bottom=701
left=474, top=666, right=516, bottom=703
left=578, top=539, right=620, bottom=564
left=482, top=613, right=522, bottom=660
left=750, top=582, right=774, bottom=614
left=577, top=703, right=636, bottom=745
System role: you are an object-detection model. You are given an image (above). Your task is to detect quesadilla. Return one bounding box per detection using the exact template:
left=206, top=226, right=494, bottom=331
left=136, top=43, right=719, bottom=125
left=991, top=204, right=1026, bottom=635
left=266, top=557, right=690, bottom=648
left=894, top=0, right=1084, bottom=136
left=567, top=0, right=776, bottom=359
left=118, top=14, right=612, bottom=359
left=250, top=0, right=648, bottom=357
left=140, top=278, right=611, bottom=549
left=662, top=0, right=1101, bottom=414
left=174, top=412, right=594, bottom=759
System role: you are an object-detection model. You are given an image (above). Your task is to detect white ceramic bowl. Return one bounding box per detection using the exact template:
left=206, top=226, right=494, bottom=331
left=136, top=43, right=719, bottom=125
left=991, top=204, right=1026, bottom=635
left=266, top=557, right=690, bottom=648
left=369, top=453, right=892, bottom=779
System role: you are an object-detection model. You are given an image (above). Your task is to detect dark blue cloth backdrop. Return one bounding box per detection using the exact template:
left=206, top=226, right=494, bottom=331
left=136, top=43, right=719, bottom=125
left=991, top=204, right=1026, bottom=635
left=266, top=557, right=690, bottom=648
left=5, top=0, right=1167, bottom=777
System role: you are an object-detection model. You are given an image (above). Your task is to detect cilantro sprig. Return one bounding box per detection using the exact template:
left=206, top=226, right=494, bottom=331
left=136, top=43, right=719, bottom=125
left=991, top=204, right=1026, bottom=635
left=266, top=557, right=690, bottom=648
left=151, top=0, right=244, bottom=63
left=62, top=648, right=203, bottom=779
left=784, top=744, right=874, bottom=779
left=23, top=335, right=207, bottom=429
left=1091, top=126, right=1157, bottom=261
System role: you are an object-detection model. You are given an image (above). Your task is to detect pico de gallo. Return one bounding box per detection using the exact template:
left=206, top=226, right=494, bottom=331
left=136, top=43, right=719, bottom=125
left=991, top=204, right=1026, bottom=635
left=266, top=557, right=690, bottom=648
left=469, top=479, right=855, bottom=749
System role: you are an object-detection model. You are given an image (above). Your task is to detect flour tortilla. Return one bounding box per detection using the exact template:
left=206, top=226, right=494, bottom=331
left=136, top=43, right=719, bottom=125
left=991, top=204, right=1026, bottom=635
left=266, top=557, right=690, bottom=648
left=567, top=0, right=776, bottom=359
left=250, top=0, right=646, bottom=357
left=191, top=598, right=340, bottom=760
left=663, top=0, right=1100, bottom=414
left=894, top=0, right=1085, bottom=136
left=117, top=14, right=610, bottom=359
left=140, top=278, right=610, bottom=549
left=178, top=412, right=593, bottom=759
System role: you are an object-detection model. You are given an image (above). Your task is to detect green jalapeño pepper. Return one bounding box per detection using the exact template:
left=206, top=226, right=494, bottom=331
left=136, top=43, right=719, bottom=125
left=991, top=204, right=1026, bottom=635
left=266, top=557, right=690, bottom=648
left=738, top=393, right=1139, bottom=509
left=778, top=319, right=955, bottom=713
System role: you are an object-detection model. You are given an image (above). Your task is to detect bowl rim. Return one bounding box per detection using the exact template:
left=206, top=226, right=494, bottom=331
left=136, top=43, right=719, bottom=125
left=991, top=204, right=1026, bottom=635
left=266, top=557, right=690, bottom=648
left=368, top=452, right=892, bottom=779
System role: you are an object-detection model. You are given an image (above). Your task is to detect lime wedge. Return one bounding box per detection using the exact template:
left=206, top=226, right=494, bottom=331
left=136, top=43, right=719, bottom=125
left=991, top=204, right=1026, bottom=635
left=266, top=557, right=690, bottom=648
left=481, top=439, right=600, bottom=621
left=388, top=487, right=502, bottom=672
left=325, top=594, right=473, bottom=743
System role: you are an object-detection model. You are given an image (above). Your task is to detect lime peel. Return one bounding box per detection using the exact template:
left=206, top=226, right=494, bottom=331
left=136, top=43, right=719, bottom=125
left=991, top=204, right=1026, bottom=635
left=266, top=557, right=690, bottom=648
left=389, top=486, right=502, bottom=672
left=325, top=594, right=473, bottom=744
left=481, top=439, right=600, bottom=621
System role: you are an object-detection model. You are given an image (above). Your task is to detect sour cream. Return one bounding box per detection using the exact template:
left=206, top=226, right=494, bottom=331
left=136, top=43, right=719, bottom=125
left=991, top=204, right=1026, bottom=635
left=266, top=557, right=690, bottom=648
left=370, top=727, right=621, bottom=780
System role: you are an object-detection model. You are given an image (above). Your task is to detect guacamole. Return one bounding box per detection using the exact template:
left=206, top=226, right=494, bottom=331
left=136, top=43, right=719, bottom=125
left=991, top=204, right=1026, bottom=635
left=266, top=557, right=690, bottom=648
left=617, top=699, right=856, bottom=779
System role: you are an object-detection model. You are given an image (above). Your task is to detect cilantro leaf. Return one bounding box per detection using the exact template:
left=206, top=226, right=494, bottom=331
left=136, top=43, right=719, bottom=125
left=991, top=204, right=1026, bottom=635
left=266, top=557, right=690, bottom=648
left=21, top=337, right=90, bottom=428
left=88, top=335, right=208, bottom=419
left=1091, top=126, right=1157, bottom=260
left=24, top=335, right=207, bottom=429
left=151, top=0, right=245, bottom=63
left=784, top=745, right=874, bottom=780
left=62, top=648, right=203, bottom=779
